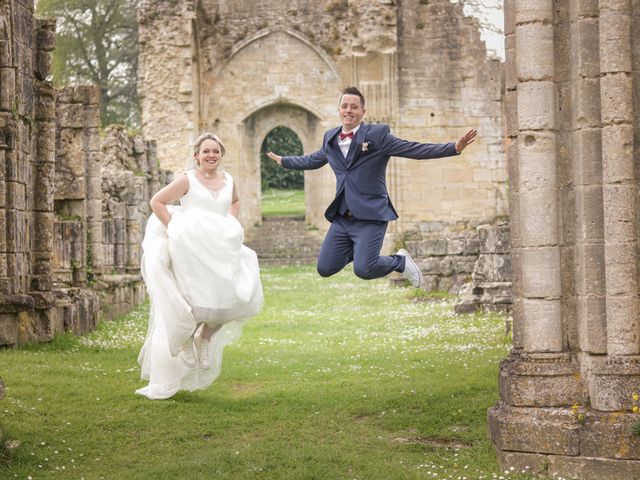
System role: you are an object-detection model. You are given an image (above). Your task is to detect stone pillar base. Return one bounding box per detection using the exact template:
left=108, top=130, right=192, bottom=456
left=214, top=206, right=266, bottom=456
left=590, top=356, right=640, bottom=411
left=490, top=406, right=640, bottom=480
left=498, top=352, right=584, bottom=407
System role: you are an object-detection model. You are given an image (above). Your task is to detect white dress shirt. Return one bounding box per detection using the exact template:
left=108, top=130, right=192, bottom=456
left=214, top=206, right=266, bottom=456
left=337, top=124, right=361, bottom=158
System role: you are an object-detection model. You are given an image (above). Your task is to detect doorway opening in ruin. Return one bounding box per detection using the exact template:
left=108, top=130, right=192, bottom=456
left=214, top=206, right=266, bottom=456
left=259, top=126, right=305, bottom=218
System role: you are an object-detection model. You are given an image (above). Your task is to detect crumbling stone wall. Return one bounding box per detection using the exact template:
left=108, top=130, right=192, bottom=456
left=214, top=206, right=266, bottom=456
left=455, top=222, right=511, bottom=313
left=0, top=1, right=57, bottom=345
left=99, top=125, right=171, bottom=321
left=489, top=1, right=640, bottom=478
left=399, top=221, right=481, bottom=293
left=52, top=86, right=102, bottom=334
left=0, top=1, right=168, bottom=346
left=138, top=0, right=506, bottom=243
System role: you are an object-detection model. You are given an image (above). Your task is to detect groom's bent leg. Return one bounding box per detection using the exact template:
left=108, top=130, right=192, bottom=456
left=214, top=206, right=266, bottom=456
left=316, top=216, right=354, bottom=277
left=352, top=220, right=404, bottom=280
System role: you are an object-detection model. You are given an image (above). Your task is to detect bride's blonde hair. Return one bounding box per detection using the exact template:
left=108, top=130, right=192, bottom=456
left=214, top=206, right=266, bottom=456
left=192, top=132, right=226, bottom=157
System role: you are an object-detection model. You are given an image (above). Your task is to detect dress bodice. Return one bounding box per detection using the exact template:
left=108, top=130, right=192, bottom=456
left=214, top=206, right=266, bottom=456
left=180, top=170, right=232, bottom=215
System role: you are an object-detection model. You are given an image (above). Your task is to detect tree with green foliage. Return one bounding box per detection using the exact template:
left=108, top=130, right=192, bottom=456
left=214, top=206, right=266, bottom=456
left=36, top=0, right=140, bottom=127
left=260, top=126, right=304, bottom=190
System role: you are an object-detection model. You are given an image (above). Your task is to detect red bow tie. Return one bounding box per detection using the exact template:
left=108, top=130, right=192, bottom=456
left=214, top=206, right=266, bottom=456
left=339, top=131, right=354, bottom=140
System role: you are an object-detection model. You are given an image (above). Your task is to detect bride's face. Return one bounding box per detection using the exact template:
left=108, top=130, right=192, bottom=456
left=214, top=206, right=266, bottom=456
left=196, top=139, right=222, bottom=170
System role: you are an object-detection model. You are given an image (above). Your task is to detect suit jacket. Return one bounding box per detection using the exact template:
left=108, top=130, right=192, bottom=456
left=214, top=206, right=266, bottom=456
left=281, top=123, right=458, bottom=222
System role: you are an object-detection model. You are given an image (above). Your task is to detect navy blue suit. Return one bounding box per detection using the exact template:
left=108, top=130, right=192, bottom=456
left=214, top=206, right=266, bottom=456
left=282, top=123, right=458, bottom=279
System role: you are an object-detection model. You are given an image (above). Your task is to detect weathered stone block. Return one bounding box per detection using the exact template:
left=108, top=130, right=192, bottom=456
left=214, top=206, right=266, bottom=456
left=572, top=128, right=602, bottom=186
left=573, top=17, right=600, bottom=77
left=489, top=404, right=580, bottom=455
left=603, top=184, right=637, bottom=242
left=451, top=255, right=476, bottom=274
left=514, top=0, right=554, bottom=24
left=478, top=224, right=510, bottom=253
left=580, top=412, right=640, bottom=459
left=516, top=23, right=554, bottom=81
left=56, top=103, right=85, bottom=128
left=548, top=455, right=640, bottom=480
left=36, top=85, right=56, bottom=120
left=33, top=163, right=55, bottom=212
left=602, top=125, right=634, bottom=182
left=600, top=73, right=633, bottom=124
left=575, top=243, right=605, bottom=296
left=517, top=131, right=556, bottom=191
left=574, top=185, right=604, bottom=242
left=0, top=67, right=17, bottom=111
left=36, top=18, right=57, bottom=51
left=570, top=0, right=599, bottom=17
left=591, top=356, right=640, bottom=410
left=35, top=50, right=51, bottom=80
left=446, top=237, right=464, bottom=255
left=0, top=313, right=19, bottom=345
left=518, top=189, right=559, bottom=247
left=5, top=209, right=29, bottom=253
left=522, top=299, right=562, bottom=352
left=505, top=90, right=518, bottom=138
left=577, top=296, right=607, bottom=353
left=498, top=354, right=582, bottom=407
left=473, top=254, right=512, bottom=283
left=599, top=11, right=632, bottom=73
left=572, top=76, right=601, bottom=128
left=517, top=81, right=556, bottom=130
left=6, top=181, right=26, bottom=211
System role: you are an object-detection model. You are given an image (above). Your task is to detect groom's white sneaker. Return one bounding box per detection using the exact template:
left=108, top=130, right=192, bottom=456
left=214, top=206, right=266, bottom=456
left=396, top=249, right=422, bottom=288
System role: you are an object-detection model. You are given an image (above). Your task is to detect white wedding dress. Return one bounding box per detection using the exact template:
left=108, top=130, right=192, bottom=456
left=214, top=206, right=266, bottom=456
left=136, top=170, right=263, bottom=400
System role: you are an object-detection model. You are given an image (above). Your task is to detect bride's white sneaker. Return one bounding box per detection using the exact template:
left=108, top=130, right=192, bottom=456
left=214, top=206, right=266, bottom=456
left=178, top=339, right=197, bottom=368
left=396, top=248, right=422, bottom=288
left=194, top=335, right=211, bottom=368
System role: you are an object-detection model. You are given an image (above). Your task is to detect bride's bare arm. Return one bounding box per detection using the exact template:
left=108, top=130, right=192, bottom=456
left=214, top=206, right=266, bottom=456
left=229, top=183, right=240, bottom=218
left=149, top=174, right=190, bottom=227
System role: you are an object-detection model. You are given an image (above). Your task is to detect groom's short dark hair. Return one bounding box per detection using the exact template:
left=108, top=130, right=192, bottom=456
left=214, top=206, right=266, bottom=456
left=341, top=86, right=365, bottom=108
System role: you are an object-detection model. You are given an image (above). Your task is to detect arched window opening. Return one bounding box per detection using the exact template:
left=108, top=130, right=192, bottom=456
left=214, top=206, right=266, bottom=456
left=260, top=126, right=305, bottom=217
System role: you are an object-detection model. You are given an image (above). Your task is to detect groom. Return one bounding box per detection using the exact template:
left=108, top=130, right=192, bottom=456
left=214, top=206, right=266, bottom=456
left=267, top=86, right=477, bottom=288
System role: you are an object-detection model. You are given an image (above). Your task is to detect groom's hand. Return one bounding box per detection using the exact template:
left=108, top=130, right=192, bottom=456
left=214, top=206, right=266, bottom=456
left=267, top=152, right=282, bottom=165
left=455, top=129, right=478, bottom=154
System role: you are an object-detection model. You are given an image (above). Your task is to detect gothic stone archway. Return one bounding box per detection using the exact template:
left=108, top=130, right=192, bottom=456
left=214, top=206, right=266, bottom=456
left=199, top=26, right=342, bottom=229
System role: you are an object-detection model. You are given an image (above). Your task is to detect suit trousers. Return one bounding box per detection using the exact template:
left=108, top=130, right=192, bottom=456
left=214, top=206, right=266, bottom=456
left=316, top=214, right=405, bottom=279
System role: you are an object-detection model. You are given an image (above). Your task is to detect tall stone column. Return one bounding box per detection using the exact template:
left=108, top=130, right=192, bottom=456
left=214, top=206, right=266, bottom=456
left=489, top=0, right=640, bottom=478
left=515, top=0, right=562, bottom=353
left=599, top=0, right=638, bottom=357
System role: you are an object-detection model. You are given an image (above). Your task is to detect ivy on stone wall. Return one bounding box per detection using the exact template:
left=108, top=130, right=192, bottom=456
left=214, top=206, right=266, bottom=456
left=260, top=126, right=304, bottom=190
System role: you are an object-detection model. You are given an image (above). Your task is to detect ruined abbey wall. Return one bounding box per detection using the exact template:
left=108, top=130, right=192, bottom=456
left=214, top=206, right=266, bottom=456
left=0, top=0, right=56, bottom=343
left=138, top=0, right=505, bottom=240
left=0, top=1, right=168, bottom=349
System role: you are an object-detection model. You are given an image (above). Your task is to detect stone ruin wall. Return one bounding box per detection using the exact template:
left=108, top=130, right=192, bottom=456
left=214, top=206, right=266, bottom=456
left=489, top=0, right=640, bottom=478
left=137, top=0, right=506, bottom=252
left=0, top=0, right=57, bottom=346
left=0, top=0, right=169, bottom=357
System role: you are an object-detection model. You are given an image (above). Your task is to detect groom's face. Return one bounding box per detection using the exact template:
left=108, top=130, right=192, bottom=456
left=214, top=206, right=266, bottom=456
left=339, top=94, right=365, bottom=131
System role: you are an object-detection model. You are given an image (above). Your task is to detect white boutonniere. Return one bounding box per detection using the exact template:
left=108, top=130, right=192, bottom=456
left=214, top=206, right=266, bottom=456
left=361, top=142, right=369, bottom=152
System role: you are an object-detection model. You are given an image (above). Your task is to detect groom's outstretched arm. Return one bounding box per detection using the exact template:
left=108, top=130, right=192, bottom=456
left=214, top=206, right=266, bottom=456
left=382, top=128, right=478, bottom=159
left=267, top=150, right=328, bottom=170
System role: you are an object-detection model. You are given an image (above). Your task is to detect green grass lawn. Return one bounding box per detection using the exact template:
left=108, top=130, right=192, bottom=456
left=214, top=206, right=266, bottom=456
left=0, top=266, right=536, bottom=480
left=261, top=189, right=305, bottom=217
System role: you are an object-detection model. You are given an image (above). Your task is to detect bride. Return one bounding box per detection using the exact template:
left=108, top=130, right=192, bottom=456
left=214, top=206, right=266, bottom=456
left=135, top=133, right=264, bottom=400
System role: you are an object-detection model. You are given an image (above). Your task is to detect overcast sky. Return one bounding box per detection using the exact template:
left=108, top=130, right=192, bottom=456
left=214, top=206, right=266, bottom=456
left=458, top=0, right=505, bottom=60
